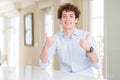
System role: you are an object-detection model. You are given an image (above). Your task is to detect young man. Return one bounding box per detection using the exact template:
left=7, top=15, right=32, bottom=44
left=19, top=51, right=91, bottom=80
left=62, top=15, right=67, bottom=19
left=40, top=3, right=101, bottom=74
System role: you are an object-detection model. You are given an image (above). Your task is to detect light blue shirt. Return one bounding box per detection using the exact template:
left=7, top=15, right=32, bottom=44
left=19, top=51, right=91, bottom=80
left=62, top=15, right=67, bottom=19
left=40, top=29, right=101, bottom=73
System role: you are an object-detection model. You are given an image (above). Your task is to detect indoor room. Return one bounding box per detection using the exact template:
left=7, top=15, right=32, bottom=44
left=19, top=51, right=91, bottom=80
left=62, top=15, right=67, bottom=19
left=0, top=0, right=120, bottom=80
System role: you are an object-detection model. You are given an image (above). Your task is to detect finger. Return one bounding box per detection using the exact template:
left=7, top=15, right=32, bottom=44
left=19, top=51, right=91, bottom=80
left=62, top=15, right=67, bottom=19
left=47, top=37, right=54, bottom=48
left=44, top=33, right=48, bottom=38
left=85, top=34, right=90, bottom=40
left=48, top=36, right=54, bottom=42
left=45, top=33, right=49, bottom=41
left=80, top=38, right=84, bottom=46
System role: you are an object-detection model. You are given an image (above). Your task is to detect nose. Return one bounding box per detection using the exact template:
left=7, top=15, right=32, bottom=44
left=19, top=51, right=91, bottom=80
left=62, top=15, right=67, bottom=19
left=66, top=16, right=70, bottom=21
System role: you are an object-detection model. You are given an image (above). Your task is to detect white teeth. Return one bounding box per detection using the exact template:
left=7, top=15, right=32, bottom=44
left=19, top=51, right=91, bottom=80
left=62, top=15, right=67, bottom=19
left=65, top=22, right=71, bottom=25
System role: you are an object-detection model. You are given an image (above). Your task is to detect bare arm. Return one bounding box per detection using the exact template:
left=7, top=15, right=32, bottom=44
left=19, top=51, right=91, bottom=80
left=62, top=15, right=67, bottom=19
left=40, top=33, right=54, bottom=64
left=80, top=34, right=98, bottom=64
left=86, top=50, right=98, bottom=64
left=40, top=43, right=49, bottom=64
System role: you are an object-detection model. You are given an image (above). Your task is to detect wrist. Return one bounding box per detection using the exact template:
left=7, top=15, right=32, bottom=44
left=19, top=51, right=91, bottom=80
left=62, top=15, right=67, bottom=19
left=86, top=46, right=91, bottom=51
left=86, top=46, right=94, bottom=54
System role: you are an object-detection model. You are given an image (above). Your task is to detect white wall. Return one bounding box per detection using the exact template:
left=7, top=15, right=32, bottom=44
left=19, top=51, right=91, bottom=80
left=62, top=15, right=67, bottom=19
left=104, top=0, right=120, bottom=79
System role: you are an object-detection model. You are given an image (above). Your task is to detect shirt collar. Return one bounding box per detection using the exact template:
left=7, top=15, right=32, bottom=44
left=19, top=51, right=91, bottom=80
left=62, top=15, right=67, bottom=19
left=73, top=28, right=79, bottom=36
left=61, top=28, right=79, bottom=38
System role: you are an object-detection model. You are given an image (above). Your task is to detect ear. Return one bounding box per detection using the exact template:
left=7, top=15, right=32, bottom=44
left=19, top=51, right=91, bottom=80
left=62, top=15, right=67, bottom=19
left=59, top=19, right=62, bottom=24
left=75, top=18, right=78, bottom=23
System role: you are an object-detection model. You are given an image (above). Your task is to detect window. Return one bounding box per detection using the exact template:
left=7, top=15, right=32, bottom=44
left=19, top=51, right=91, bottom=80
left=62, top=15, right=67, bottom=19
left=0, top=16, right=20, bottom=67
left=85, top=0, right=104, bottom=78
left=8, top=16, right=20, bottom=66
left=0, top=17, right=4, bottom=64
left=44, top=8, right=54, bottom=37
left=42, top=7, right=54, bottom=70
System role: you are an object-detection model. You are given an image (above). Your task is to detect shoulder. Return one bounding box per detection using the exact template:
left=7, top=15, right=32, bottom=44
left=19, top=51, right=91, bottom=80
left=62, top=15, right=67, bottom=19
left=54, top=32, right=62, bottom=37
left=52, top=31, right=63, bottom=40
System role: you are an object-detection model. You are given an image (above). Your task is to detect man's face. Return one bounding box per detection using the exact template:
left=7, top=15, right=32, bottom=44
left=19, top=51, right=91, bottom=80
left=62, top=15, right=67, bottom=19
left=60, top=10, right=78, bottom=30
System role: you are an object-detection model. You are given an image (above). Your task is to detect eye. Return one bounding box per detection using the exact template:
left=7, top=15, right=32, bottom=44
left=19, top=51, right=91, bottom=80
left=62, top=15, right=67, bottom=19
left=70, top=14, right=75, bottom=18
left=70, top=15, right=73, bottom=18
left=62, top=15, right=66, bottom=18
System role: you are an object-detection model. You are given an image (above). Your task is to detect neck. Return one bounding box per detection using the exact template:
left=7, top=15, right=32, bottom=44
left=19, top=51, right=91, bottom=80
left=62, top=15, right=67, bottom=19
left=63, top=28, right=75, bottom=38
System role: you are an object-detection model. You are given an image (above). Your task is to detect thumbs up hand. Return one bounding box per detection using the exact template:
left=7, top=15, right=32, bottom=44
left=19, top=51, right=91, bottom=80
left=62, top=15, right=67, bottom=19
left=80, top=34, right=91, bottom=50
left=44, top=33, right=54, bottom=49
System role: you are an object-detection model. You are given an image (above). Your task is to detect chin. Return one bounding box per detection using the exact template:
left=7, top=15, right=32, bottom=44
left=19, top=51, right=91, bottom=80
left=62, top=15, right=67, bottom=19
left=66, top=27, right=73, bottom=30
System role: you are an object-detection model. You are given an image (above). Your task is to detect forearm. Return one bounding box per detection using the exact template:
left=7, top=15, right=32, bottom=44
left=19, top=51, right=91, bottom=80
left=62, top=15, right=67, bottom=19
left=88, top=52, right=98, bottom=64
left=40, top=44, right=49, bottom=64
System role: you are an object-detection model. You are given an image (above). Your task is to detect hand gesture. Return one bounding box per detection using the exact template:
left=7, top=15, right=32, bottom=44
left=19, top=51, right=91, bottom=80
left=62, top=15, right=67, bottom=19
left=44, top=33, right=54, bottom=49
left=80, top=34, right=91, bottom=50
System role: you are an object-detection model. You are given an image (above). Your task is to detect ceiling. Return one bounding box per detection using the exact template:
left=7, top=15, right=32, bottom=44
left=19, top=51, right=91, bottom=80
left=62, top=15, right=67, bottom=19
left=0, top=0, right=38, bottom=15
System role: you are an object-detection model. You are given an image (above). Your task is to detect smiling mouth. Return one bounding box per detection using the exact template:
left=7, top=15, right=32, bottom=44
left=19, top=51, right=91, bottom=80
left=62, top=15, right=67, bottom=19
left=65, top=22, right=71, bottom=25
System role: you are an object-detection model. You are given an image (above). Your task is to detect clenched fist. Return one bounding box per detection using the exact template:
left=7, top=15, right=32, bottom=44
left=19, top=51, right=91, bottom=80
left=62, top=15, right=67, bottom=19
left=80, top=34, right=91, bottom=51
left=44, top=33, right=54, bottom=49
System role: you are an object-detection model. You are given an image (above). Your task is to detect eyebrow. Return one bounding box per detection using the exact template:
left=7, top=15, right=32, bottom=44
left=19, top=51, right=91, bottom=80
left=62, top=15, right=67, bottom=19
left=62, top=13, right=74, bottom=16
